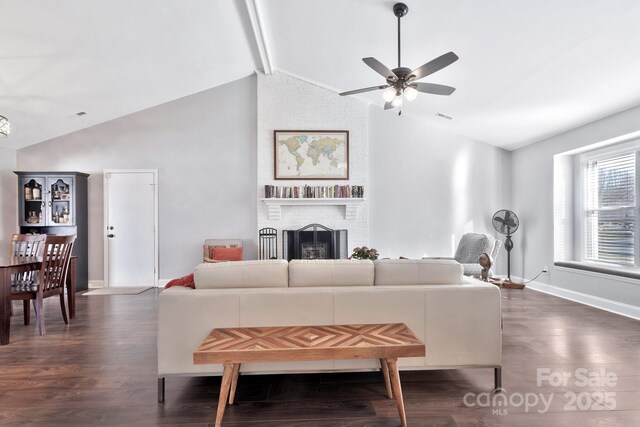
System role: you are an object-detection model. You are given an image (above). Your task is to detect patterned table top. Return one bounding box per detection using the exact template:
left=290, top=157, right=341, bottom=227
left=193, top=323, right=425, bottom=364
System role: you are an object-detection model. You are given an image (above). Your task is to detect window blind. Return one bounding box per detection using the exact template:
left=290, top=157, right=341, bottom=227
left=584, top=152, right=636, bottom=265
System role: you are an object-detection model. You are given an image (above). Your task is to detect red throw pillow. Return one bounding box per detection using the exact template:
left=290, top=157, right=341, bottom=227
left=211, top=247, right=243, bottom=261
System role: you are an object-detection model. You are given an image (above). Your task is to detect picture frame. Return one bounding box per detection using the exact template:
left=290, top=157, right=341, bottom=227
left=274, top=130, right=349, bottom=180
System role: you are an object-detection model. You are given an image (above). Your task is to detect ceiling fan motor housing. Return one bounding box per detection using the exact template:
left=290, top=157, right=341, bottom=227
left=387, top=67, right=414, bottom=85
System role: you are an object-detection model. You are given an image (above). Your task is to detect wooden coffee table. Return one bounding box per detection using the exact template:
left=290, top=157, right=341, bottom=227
left=193, top=323, right=425, bottom=426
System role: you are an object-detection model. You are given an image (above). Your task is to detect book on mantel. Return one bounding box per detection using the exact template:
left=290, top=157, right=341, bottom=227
left=264, top=185, right=364, bottom=199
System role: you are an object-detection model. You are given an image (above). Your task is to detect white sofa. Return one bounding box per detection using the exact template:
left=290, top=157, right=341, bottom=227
left=157, top=258, right=502, bottom=401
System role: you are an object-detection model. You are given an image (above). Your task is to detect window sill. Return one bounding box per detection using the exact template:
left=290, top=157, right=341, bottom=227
left=554, top=261, right=640, bottom=280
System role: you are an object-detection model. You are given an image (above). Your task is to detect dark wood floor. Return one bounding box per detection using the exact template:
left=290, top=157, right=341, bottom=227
left=1, top=288, right=639, bottom=426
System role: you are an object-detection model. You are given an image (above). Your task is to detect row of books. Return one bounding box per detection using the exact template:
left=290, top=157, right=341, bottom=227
left=264, top=185, right=364, bottom=199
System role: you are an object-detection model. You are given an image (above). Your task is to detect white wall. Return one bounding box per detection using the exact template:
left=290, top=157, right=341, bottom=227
left=369, top=107, right=512, bottom=273
left=0, top=147, right=17, bottom=250
left=16, top=76, right=257, bottom=283
left=512, top=104, right=640, bottom=308
left=257, top=72, right=369, bottom=256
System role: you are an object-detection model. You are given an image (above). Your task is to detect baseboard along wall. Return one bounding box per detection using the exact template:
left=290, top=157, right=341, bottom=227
left=516, top=276, right=640, bottom=321
left=89, top=280, right=164, bottom=289
left=88, top=280, right=104, bottom=289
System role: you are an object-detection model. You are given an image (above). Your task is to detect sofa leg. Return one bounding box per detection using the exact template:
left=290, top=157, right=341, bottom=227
left=494, top=367, right=502, bottom=391
left=158, top=377, right=165, bottom=402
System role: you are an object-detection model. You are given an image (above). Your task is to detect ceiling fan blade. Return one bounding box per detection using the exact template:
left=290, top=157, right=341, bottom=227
left=410, top=51, right=459, bottom=81
left=339, top=85, right=389, bottom=96
left=363, top=57, right=398, bottom=81
left=384, top=101, right=394, bottom=110
left=413, top=82, right=456, bottom=96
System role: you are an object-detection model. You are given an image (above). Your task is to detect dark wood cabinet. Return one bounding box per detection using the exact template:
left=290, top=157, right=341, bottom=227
left=15, top=171, right=89, bottom=291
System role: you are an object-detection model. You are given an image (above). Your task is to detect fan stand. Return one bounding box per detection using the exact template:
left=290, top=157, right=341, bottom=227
left=504, top=233, right=513, bottom=280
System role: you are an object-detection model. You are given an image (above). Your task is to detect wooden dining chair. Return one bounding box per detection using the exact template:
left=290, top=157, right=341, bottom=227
left=9, top=234, right=47, bottom=324
left=9, top=234, right=47, bottom=258
left=10, top=234, right=75, bottom=335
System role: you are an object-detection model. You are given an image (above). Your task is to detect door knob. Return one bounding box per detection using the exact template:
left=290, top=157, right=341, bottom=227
left=107, top=234, right=115, bottom=238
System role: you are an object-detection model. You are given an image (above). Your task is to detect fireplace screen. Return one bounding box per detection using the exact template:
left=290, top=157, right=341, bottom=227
left=282, top=223, right=348, bottom=261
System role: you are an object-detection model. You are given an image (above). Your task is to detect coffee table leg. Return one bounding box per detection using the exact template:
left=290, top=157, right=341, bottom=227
left=215, top=363, right=235, bottom=427
left=229, top=363, right=241, bottom=404
left=379, top=358, right=393, bottom=399
left=386, top=358, right=407, bottom=427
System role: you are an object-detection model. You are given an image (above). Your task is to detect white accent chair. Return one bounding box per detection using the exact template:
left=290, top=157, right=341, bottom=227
left=426, top=233, right=502, bottom=276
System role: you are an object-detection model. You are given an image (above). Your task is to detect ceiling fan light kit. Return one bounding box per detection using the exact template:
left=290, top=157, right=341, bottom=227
left=383, top=87, right=396, bottom=102
left=392, top=95, right=403, bottom=108
left=404, top=86, right=418, bottom=101
left=340, top=2, right=459, bottom=115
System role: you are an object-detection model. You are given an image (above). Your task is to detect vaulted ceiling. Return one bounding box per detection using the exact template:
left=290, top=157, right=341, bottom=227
left=2, top=0, right=640, bottom=151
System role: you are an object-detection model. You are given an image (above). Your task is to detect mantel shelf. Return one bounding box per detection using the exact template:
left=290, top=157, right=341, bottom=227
left=261, top=198, right=365, bottom=220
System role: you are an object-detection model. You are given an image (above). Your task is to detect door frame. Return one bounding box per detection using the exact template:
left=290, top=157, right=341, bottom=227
left=103, top=169, right=159, bottom=288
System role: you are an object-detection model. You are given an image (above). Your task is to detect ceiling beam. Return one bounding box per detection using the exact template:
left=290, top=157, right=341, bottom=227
left=245, top=0, right=273, bottom=75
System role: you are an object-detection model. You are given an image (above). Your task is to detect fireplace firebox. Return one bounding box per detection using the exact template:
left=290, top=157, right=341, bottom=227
left=282, top=223, right=348, bottom=261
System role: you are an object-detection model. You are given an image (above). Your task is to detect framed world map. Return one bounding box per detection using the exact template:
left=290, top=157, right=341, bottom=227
left=274, top=130, right=349, bottom=180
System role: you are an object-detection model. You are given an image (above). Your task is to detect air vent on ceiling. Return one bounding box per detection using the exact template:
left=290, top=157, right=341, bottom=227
left=435, top=112, right=453, bottom=120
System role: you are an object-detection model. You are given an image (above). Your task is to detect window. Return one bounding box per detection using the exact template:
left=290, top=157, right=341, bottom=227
left=583, top=150, right=637, bottom=266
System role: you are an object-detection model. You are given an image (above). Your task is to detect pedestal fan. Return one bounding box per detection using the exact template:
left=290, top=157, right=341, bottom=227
left=492, top=210, right=519, bottom=280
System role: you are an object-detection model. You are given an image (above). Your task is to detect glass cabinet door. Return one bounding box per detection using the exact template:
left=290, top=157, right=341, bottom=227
left=47, top=177, right=75, bottom=225
left=20, top=177, right=46, bottom=226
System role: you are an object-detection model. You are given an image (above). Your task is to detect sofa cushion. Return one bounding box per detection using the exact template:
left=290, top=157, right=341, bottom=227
left=194, top=260, right=289, bottom=289
left=289, top=259, right=374, bottom=287
left=374, top=259, right=463, bottom=285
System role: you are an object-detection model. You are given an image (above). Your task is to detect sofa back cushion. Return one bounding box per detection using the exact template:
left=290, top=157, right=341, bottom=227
left=289, top=259, right=374, bottom=287
left=374, top=259, right=463, bottom=285
left=194, top=260, right=289, bottom=289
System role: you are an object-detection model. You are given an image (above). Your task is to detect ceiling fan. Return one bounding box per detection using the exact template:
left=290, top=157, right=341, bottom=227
left=339, top=2, right=459, bottom=115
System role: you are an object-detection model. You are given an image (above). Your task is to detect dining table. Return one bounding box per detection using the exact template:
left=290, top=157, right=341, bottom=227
left=0, top=255, right=77, bottom=346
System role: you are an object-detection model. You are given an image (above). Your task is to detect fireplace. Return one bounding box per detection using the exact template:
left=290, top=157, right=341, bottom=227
left=282, top=223, right=348, bottom=261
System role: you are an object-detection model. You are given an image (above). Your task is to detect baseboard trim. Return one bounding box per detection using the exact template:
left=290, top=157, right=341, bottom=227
left=90, top=280, right=164, bottom=289
left=516, top=276, right=640, bottom=320
left=88, top=280, right=104, bottom=289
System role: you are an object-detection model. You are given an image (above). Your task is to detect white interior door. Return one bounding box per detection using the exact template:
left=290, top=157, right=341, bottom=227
left=104, top=170, right=157, bottom=287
